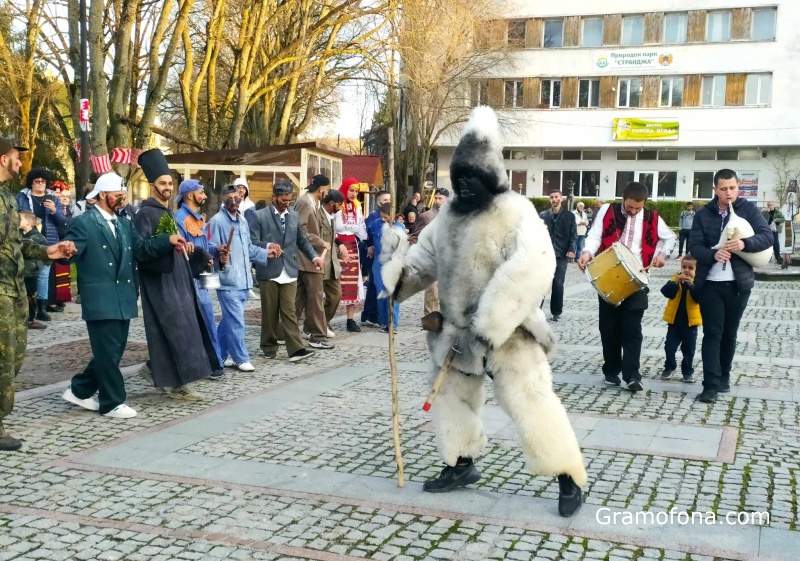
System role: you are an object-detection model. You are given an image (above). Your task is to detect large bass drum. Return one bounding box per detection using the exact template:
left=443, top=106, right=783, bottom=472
left=586, top=242, right=648, bottom=306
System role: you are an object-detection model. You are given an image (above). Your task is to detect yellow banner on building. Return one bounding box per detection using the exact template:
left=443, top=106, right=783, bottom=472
left=613, top=118, right=679, bottom=141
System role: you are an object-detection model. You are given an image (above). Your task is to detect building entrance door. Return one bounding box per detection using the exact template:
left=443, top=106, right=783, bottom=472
left=635, top=171, right=656, bottom=198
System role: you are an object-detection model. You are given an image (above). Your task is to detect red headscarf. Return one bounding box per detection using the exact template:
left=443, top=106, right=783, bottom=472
left=338, top=177, right=361, bottom=220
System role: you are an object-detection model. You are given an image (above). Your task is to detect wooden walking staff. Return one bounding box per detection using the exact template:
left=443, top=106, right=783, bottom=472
left=387, top=295, right=405, bottom=487
left=221, top=226, right=235, bottom=270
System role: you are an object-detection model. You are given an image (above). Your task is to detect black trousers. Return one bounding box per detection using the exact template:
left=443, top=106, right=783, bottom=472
left=678, top=229, right=691, bottom=256
left=598, top=289, right=648, bottom=382
left=71, top=319, right=130, bottom=414
left=549, top=257, right=569, bottom=317
left=664, top=323, right=698, bottom=375
left=772, top=231, right=781, bottom=261
left=699, top=281, right=750, bottom=392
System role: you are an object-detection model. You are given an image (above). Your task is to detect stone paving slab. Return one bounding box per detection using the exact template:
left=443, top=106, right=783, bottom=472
left=3, top=263, right=797, bottom=561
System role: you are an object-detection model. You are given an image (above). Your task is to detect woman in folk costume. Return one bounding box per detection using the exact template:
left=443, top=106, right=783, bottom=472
left=335, top=177, right=368, bottom=332
left=380, top=107, right=586, bottom=517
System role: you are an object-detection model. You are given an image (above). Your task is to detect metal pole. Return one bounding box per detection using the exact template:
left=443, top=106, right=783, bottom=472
left=79, top=0, right=90, bottom=191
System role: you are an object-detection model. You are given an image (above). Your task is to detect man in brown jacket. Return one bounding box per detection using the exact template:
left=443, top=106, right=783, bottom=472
left=318, top=190, right=349, bottom=333
left=294, top=175, right=332, bottom=349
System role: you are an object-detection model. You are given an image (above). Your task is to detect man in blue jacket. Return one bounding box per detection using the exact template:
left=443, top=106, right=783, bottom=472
left=174, top=179, right=229, bottom=374
left=209, top=185, right=276, bottom=372
left=688, top=169, right=772, bottom=403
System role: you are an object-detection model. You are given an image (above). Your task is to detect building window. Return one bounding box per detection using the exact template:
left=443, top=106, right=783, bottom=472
left=745, top=74, right=772, bottom=106
left=738, top=148, right=762, bottom=161
left=660, top=77, right=684, bottom=107
left=578, top=79, right=600, bottom=108
left=693, top=172, right=715, bottom=199
left=583, top=150, right=602, bottom=161
left=621, top=15, right=645, bottom=46
left=563, top=150, right=582, bottom=160
left=544, top=20, right=564, bottom=48
left=618, top=78, right=642, bottom=108
left=717, top=149, right=739, bottom=161
left=543, top=170, right=562, bottom=191
left=508, top=170, right=528, bottom=195
left=637, top=150, right=658, bottom=161
left=541, top=79, right=562, bottom=108
left=507, top=19, right=527, bottom=47
left=706, top=11, right=731, bottom=42
left=582, top=17, right=603, bottom=47
left=470, top=80, right=487, bottom=107
left=658, top=150, right=679, bottom=161
left=504, top=80, right=524, bottom=108
left=616, top=171, right=635, bottom=197
left=543, top=170, right=600, bottom=197
left=701, top=75, right=726, bottom=107
left=695, top=150, right=716, bottom=161
left=752, top=9, right=777, bottom=41
left=617, top=150, right=637, bottom=161
left=658, top=172, right=678, bottom=198
left=664, top=13, right=688, bottom=44
left=543, top=150, right=562, bottom=160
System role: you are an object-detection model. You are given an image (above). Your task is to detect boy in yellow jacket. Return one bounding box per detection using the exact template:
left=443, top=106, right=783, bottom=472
left=660, top=255, right=702, bottom=382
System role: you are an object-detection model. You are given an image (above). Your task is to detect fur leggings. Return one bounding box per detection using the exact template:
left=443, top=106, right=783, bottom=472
left=430, top=331, right=587, bottom=487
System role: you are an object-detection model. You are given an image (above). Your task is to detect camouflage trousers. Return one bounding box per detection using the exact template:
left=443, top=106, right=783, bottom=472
left=0, top=295, right=27, bottom=431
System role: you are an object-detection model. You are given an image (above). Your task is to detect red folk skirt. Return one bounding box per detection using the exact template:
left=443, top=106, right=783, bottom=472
left=337, top=234, right=364, bottom=305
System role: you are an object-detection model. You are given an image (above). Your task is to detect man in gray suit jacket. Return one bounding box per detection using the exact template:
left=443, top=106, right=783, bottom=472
left=250, top=181, right=321, bottom=362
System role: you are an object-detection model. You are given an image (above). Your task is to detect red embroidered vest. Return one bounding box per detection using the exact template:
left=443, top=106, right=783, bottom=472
left=599, top=203, right=659, bottom=267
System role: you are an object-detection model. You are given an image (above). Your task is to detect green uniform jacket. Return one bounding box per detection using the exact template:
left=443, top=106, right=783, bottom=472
left=0, top=185, right=49, bottom=298
left=64, top=207, right=174, bottom=321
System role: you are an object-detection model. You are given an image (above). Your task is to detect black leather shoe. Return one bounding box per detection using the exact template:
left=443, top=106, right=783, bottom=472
left=697, top=389, right=718, bottom=403
left=346, top=319, right=361, bottom=333
left=718, top=383, right=731, bottom=393
left=557, top=474, right=583, bottom=517
left=0, top=433, right=22, bottom=452
left=423, top=460, right=481, bottom=493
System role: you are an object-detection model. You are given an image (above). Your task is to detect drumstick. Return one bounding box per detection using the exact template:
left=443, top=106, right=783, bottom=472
left=422, top=343, right=459, bottom=411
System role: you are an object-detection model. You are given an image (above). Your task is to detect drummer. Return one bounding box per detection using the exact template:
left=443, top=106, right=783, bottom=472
left=174, top=179, right=229, bottom=371
left=576, top=182, right=676, bottom=392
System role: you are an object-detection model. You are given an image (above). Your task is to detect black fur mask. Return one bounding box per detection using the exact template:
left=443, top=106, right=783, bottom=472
left=450, top=165, right=502, bottom=215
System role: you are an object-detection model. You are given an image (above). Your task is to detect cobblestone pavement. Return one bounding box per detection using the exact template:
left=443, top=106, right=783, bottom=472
left=3, top=262, right=799, bottom=560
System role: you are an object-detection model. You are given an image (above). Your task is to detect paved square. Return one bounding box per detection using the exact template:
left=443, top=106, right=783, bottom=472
left=4, top=263, right=799, bottom=560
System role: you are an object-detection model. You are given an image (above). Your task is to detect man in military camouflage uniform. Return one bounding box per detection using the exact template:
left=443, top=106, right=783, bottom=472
left=0, top=139, right=75, bottom=451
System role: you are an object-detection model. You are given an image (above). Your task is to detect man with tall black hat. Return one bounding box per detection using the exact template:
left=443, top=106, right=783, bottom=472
left=133, top=148, right=222, bottom=400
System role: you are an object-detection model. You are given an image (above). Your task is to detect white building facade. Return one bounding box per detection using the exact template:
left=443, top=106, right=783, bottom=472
left=433, top=0, right=800, bottom=204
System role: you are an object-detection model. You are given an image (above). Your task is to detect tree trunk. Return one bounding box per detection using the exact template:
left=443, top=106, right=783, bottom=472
left=108, top=0, right=140, bottom=149
left=88, top=0, right=109, bottom=157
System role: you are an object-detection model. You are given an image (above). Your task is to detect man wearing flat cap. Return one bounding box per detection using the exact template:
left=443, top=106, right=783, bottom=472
left=0, top=139, right=76, bottom=450
left=249, top=181, right=320, bottom=361
left=294, top=175, right=332, bottom=349
left=409, top=187, right=450, bottom=314
left=133, top=148, right=221, bottom=401
left=60, top=173, right=187, bottom=419
left=174, top=179, right=229, bottom=373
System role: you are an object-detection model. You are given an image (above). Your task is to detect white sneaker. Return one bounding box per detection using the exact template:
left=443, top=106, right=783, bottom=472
left=102, top=404, right=137, bottom=419
left=236, top=362, right=255, bottom=372
left=327, top=328, right=335, bottom=338
left=302, top=331, right=311, bottom=340
left=223, top=358, right=236, bottom=368
left=277, top=340, right=286, bottom=345
left=62, top=387, right=100, bottom=412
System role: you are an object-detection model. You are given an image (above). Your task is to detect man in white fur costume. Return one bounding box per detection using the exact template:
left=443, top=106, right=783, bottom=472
left=380, top=107, right=587, bottom=517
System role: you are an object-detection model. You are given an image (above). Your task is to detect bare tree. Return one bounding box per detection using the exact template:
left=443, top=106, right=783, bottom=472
left=766, top=148, right=800, bottom=205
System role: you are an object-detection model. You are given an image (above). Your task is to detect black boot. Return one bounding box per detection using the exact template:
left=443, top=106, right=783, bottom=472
left=422, top=457, right=481, bottom=493
left=557, top=474, right=583, bottom=517
left=346, top=319, right=361, bottom=332
left=28, top=299, right=36, bottom=322
left=36, top=299, right=51, bottom=321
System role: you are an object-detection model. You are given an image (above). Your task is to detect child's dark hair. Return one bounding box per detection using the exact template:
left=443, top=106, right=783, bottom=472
left=681, top=253, right=697, bottom=264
